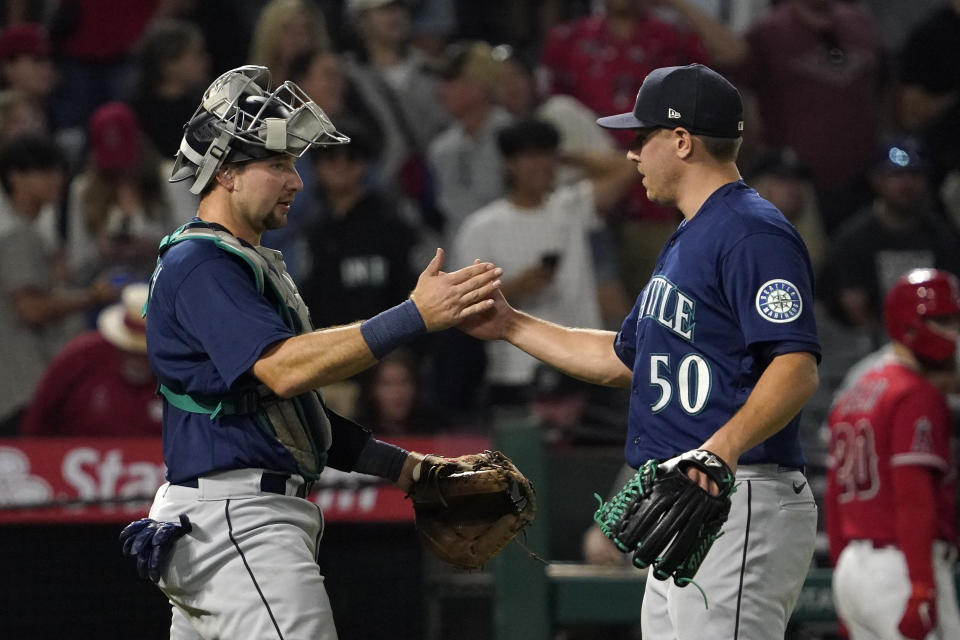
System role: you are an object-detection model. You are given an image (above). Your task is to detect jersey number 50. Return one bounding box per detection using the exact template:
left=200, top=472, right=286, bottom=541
left=649, top=353, right=711, bottom=415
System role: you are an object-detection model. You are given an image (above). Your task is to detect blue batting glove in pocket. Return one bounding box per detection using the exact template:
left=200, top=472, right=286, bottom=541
left=119, top=515, right=192, bottom=583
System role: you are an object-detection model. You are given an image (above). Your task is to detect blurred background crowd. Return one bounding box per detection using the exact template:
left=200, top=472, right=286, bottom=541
left=0, top=0, right=959, bottom=574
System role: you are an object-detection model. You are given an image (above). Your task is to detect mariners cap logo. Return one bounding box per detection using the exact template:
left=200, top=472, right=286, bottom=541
left=755, top=279, right=802, bottom=323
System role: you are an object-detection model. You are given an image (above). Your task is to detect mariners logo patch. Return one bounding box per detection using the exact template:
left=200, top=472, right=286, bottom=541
left=755, top=279, right=802, bottom=323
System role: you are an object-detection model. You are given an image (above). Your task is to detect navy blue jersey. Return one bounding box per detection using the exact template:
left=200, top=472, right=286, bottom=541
left=614, top=181, right=820, bottom=468
left=146, top=238, right=298, bottom=483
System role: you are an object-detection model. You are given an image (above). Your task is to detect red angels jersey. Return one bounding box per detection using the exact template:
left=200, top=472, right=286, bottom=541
left=19, top=332, right=163, bottom=437
left=540, top=14, right=708, bottom=144
left=827, top=362, right=957, bottom=543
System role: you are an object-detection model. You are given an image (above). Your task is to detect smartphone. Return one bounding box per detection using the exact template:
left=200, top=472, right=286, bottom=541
left=540, top=253, right=560, bottom=271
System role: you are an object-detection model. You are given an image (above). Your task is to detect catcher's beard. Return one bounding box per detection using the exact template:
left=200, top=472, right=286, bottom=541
left=262, top=209, right=286, bottom=230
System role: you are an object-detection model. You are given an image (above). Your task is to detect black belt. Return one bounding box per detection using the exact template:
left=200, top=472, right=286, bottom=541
left=174, top=472, right=310, bottom=498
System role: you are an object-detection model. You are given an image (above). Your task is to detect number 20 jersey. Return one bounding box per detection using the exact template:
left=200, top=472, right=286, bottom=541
left=827, top=361, right=957, bottom=543
left=614, top=181, right=820, bottom=468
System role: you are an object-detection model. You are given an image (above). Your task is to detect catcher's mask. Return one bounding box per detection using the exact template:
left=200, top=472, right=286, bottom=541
left=884, top=268, right=960, bottom=365
left=170, top=65, right=350, bottom=194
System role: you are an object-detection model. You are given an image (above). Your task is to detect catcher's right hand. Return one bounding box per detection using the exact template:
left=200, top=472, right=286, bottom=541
left=406, top=450, right=536, bottom=570
left=594, top=449, right=735, bottom=586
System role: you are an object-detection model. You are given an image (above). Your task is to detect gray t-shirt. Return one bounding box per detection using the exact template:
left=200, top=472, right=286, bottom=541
left=454, top=181, right=603, bottom=386
left=428, top=107, right=514, bottom=246
left=0, top=209, right=77, bottom=422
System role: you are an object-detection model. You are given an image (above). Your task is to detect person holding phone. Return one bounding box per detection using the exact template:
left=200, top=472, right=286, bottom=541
left=454, top=118, right=636, bottom=408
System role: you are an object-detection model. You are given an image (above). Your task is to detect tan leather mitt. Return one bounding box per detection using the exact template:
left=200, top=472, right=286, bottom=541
left=407, top=450, right=536, bottom=570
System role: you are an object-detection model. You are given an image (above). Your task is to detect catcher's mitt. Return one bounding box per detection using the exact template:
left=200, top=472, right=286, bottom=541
left=594, top=449, right=735, bottom=585
left=407, top=450, right=536, bottom=570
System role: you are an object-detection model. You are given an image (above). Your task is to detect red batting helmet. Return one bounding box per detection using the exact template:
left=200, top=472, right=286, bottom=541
left=884, top=268, right=960, bottom=363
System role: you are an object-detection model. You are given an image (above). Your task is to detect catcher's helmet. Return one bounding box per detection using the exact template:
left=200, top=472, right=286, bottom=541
left=170, top=65, right=349, bottom=194
left=884, top=268, right=960, bottom=363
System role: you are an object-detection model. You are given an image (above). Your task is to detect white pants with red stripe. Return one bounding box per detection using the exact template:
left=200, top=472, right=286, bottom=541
left=833, top=539, right=960, bottom=640
left=641, top=464, right=818, bottom=640
left=147, top=469, right=337, bottom=640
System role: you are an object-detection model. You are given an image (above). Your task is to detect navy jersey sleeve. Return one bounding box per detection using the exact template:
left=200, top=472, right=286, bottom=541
left=613, top=300, right=640, bottom=368
left=175, top=254, right=294, bottom=388
left=719, top=230, right=819, bottom=353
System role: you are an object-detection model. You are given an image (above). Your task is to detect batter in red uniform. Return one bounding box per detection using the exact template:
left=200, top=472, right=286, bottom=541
left=826, top=268, right=960, bottom=640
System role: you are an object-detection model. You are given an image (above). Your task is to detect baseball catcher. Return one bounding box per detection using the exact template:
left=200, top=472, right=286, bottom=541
left=119, top=61, right=508, bottom=639
left=406, top=450, right=536, bottom=569
left=594, top=449, right=735, bottom=585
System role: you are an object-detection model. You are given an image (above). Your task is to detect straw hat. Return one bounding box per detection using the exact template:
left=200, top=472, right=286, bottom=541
left=97, top=283, right=149, bottom=353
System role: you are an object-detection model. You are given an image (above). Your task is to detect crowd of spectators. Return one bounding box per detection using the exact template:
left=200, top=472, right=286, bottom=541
left=0, top=2, right=957, bottom=483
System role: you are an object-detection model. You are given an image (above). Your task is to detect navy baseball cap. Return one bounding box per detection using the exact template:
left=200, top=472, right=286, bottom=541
left=597, top=64, right=744, bottom=138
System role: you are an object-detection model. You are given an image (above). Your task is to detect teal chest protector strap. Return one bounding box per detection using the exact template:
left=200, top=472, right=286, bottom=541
left=148, top=221, right=331, bottom=480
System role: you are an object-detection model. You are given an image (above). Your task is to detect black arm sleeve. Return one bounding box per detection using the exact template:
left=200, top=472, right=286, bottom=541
left=324, top=408, right=410, bottom=479
left=324, top=408, right=374, bottom=472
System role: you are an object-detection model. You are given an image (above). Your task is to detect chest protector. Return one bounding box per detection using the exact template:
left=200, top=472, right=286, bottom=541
left=149, top=221, right=331, bottom=480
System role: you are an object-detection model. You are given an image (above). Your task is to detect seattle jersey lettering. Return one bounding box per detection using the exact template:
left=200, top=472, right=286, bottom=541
left=637, top=276, right=696, bottom=342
